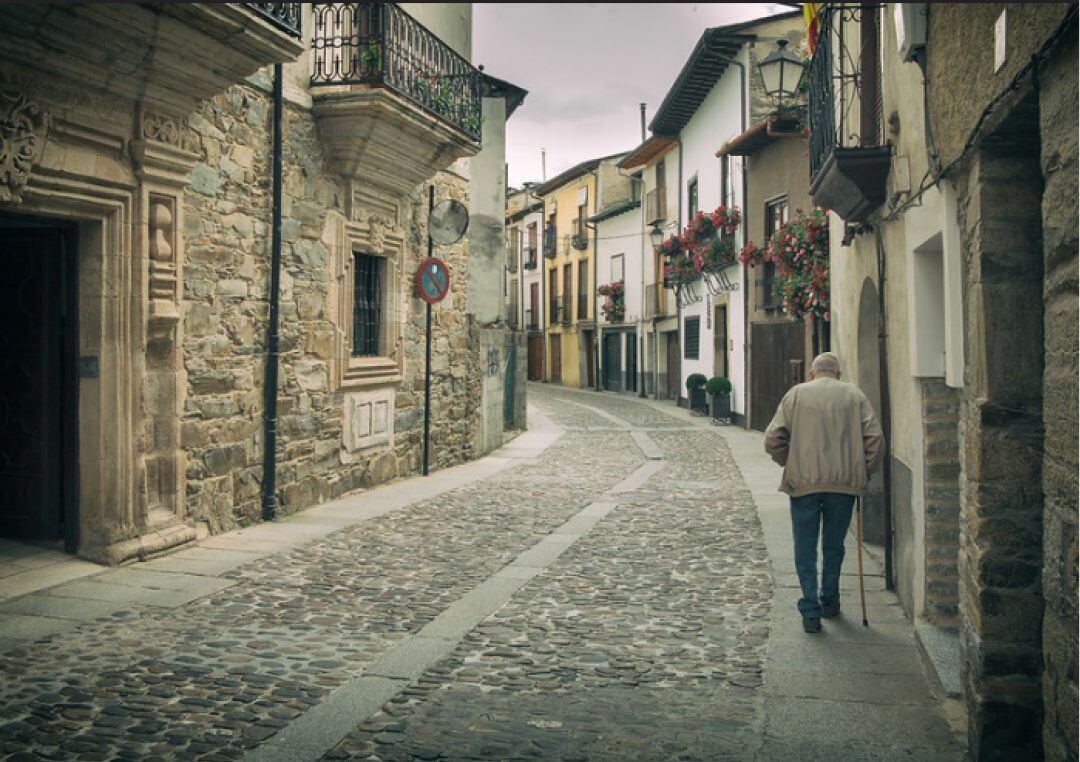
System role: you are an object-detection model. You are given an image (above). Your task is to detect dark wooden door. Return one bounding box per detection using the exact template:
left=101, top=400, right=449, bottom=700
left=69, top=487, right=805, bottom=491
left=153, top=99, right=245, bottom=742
left=550, top=335, right=561, bottom=384
left=665, top=333, right=678, bottom=399
left=527, top=335, right=543, bottom=381
left=0, top=226, right=76, bottom=546
left=714, top=305, right=728, bottom=379
left=603, top=333, right=621, bottom=391
left=750, top=321, right=806, bottom=431
left=626, top=331, right=637, bottom=392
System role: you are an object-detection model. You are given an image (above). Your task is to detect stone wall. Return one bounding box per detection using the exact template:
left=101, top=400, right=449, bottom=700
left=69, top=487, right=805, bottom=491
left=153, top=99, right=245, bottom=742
left=930, top=6, right=1078, bottom=759
left=922, top=380, right=961, bottom=627
left=1037, top=23, right=1078, bottom=762
left=182, top=77, right=482, bottom=532
left=927, top=4, right=1070, bottom=165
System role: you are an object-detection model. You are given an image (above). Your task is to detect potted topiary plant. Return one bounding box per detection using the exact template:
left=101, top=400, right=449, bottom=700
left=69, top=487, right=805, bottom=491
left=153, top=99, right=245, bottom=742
left=686, top=373, right=708, bottom=414
left=706, top=376, right=732, bottom=424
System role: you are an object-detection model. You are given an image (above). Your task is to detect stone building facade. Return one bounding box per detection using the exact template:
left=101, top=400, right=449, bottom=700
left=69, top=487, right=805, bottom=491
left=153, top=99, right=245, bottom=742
left=811, top=3, right=1076, bottom=760
left=0, top=4, right=524, bottom=565
left=926, top=5, right=1078, bottom=759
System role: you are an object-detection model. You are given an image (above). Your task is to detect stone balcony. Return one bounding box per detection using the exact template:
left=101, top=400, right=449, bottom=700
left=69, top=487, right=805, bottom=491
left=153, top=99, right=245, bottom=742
left=0, top=4, right=304, bottom=118
left=309, top=2, right=483, bottom=196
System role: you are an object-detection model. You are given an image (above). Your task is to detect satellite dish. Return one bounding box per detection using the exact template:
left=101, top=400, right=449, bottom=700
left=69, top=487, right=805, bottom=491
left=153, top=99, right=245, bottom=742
left=429, top=198, right=469, bottom=245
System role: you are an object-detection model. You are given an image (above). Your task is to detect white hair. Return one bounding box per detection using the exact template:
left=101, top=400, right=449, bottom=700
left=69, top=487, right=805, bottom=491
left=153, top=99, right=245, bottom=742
left=811, top=352, right=841, bottom=376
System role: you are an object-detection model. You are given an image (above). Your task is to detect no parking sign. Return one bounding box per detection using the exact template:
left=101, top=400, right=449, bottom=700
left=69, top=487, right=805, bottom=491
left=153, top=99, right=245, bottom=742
left=415, top=257, right=450, bottom=304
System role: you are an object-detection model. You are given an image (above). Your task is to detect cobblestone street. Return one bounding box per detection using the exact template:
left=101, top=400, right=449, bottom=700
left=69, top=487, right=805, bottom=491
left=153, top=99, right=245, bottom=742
left=0, top=385, right=963, bottom=761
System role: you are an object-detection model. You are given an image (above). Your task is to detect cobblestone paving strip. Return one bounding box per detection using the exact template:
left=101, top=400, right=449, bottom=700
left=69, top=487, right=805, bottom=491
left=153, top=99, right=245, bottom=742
left=324, top=393, right=774, bottom=761
left=0, top=432, right=644, bottom=761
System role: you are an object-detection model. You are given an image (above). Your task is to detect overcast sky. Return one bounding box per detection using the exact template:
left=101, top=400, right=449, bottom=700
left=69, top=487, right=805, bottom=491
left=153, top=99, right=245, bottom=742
left=474, top=3, right=792, bottom=188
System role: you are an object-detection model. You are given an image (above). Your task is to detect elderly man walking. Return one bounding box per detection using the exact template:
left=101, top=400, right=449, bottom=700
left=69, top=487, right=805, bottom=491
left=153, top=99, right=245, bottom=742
left=764, top=352, right=884, bottom=633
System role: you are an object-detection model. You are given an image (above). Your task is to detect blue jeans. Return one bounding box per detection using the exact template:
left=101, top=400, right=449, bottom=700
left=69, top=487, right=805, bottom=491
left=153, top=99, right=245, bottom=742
left=790, top=492, right=856, bottom=618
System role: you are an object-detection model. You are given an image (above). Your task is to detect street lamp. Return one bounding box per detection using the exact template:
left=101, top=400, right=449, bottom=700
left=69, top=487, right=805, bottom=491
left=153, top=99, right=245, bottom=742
left=649, top=224, right=665, bottom=250
left=758, top=39, right=805, bottom=103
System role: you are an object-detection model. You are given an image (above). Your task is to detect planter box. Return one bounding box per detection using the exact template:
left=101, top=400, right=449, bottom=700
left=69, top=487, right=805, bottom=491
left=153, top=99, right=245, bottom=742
left=711, top=393, right=732, bottom=424
left=689, top=388, right=708, bottom=415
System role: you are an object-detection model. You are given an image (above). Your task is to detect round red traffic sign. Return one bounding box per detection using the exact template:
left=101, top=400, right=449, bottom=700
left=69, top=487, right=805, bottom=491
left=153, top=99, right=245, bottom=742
left=415, top=257, right=451, bottom=304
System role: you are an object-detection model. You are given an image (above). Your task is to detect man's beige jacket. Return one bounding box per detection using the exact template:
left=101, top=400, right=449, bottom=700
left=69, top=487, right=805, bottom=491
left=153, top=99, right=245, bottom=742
left=764, top=376, right=885, bottom=497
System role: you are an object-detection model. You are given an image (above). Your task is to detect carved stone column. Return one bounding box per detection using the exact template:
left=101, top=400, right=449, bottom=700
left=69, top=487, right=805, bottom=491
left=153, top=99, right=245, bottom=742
left=127, top=106, right=201, bottom=553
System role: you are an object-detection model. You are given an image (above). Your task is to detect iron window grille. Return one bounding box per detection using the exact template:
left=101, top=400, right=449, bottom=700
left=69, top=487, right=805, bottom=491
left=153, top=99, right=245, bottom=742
left=684, top=316, right=701, bottom=360
left=245, top=2, right=302, bottom=36
left=352, top=252, right=383, bottom=357
left=310, top=2, right=483, bottom=141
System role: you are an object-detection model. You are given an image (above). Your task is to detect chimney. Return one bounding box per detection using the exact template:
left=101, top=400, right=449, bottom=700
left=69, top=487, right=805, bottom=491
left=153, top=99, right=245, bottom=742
left=640, top=103, right=647, bottom=142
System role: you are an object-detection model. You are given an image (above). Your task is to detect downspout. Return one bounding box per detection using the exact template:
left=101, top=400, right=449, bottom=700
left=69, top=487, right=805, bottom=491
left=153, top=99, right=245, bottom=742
left=261, top=62, right=284, bottom=521
left=874, top=227, right=895, bottom=590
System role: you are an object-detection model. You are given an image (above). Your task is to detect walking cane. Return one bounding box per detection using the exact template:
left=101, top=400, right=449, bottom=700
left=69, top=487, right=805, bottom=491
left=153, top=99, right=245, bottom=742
left=855, top=495, right=869, bottom=627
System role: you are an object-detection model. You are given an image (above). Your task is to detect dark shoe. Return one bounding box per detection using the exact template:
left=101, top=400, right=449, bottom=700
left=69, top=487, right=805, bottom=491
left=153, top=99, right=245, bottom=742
left=802, top=617, right=822, bottom=633
left=821, top=600, right=841, bottom=619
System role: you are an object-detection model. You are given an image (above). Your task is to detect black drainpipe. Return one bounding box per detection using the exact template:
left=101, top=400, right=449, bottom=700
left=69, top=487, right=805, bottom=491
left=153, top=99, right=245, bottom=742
left=261, top=62, right=284, bottom=521
left=874, top=227, right=894, bottom=589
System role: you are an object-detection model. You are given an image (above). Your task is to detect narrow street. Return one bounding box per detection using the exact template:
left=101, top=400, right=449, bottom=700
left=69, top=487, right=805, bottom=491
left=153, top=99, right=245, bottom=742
left=2, top=385, right=964, bottom=761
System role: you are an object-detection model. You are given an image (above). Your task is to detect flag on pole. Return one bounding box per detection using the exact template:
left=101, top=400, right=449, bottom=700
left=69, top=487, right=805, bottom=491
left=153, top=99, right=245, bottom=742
left=804, top=3, right=824, bottom=54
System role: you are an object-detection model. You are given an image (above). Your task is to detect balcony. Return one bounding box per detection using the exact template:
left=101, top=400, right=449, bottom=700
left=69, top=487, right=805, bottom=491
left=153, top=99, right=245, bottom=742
left=523, top=247, right=538, bottom=269
left=310, top=2, right=482, bottom=195
left=246, top=3, right=302, bottom=36
left=543, top=226, right=558, bottom=258
left=525, top=309, right=539, bottom=330
left=571, top=232, right=589, bottom=251
left=808, top=4, right=891, bottom=222
left=1, top=4, right=303, bottom=118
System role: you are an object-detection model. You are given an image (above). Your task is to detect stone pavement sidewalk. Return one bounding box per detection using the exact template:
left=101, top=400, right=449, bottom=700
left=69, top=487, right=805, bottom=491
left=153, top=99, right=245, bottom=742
left=0, top=384, right=966, bottom=761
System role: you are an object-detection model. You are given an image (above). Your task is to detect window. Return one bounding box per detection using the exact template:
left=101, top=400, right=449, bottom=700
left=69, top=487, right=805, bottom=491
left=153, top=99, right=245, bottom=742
left=684, top=316, right=700, bottom=360
left=577, top=259, right=589, bottom=320
left=352, top=252, right=382, bottom=357
left=761, top=197, right=789, bottom=309
left=526, top=222, right=538, bottom=266
left=687, top=176, right=698, bottom=217
left=549, top=268, right=558, bottom=322
left=562, top=263, right=572, bottom=323
left=611, top=253, right=624, bottom=282
left=656, top=158, right=667, bottom=219
left=720, top=155, right=730, bottom=208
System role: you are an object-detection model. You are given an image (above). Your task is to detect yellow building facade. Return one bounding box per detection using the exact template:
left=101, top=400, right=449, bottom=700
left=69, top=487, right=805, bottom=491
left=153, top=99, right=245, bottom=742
left=534, top=162, right=600, bottom=389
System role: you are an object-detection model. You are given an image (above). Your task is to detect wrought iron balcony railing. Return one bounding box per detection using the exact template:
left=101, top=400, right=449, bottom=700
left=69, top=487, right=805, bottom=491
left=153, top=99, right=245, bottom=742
left=807, top=3, right=890, bottom=221
left=311, top=2, right=483, bottom=141
left=525, top=309, right=538, bottom=330
left=245, top=3, right=302, bottom=37
left=523, top=247, right=538, bottom=269
left=809, top=3, right=886, bottom=177
left=543, top=226, right=557, bottom=258
left=577, top=294, right=589, bottom=322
